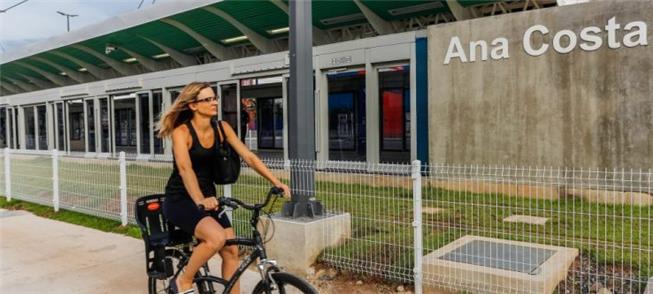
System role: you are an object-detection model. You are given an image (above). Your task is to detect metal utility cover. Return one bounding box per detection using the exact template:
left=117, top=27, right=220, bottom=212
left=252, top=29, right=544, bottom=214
left=439, top=240, right=555, bottom=274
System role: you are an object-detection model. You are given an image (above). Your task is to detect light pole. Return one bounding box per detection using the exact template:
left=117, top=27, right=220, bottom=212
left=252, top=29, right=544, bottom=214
left=0, top=0, right=29, bottom=13
left=56, top=11, right=78, bottom=32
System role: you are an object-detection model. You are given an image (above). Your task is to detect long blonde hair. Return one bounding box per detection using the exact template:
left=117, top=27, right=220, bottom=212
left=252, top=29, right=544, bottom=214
left=157, top=82, right=212, bottom=138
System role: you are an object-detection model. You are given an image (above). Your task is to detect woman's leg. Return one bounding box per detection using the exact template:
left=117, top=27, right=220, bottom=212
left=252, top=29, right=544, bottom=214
left=218, top=228, right=239, bottom=294
left=177, top=217, right=227, bottom=291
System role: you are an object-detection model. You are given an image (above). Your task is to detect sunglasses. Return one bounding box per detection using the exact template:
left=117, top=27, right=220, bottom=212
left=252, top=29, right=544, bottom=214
left=194, top=96, right=218, bottom=103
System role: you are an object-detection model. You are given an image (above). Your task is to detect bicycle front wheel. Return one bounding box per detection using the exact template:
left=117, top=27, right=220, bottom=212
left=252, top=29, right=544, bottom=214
left=251, top=272, right=319, bottom=294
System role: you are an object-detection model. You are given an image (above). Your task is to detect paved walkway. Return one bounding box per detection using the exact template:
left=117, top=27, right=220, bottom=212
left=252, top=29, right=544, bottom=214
left=0, top=209, right=261, bottom=293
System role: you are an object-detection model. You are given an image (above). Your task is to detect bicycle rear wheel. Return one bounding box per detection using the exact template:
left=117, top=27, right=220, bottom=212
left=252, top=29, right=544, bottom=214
left=148, top=249, right=225, bottom=294
left=251, top=272, right=318, bottom=294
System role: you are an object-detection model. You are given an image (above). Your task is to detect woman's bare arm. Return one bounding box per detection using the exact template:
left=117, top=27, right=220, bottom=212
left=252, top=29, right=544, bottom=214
left=220, top=122, right=290, bottom=197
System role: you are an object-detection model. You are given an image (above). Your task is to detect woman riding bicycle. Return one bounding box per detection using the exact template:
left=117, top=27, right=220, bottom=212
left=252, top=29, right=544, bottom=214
left=157, top=82, right=290, bottom=294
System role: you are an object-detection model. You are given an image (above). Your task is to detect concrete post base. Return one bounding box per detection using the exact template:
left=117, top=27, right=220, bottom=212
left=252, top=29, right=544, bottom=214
left=259, top=213, right=351, bottom=275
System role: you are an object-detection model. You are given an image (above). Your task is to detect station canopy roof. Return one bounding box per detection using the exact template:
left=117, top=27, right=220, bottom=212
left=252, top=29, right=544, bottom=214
left=0, top=0, right=557, bottom=96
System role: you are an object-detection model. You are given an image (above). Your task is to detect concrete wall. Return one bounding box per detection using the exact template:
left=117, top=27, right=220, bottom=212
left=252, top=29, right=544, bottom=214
left=428, top=0, right=652, bottom=169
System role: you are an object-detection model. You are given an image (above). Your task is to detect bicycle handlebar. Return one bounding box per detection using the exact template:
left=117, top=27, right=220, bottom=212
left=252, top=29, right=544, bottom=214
left=198, top=186, right=284, bottom=211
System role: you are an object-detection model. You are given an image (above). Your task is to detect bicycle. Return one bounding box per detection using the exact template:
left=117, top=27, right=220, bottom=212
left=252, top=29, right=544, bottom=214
left=135, top=187, right=319, bottom=294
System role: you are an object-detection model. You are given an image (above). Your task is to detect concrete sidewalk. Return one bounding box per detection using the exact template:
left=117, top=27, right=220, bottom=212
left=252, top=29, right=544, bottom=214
left=0, top=209, right=261, bottom=294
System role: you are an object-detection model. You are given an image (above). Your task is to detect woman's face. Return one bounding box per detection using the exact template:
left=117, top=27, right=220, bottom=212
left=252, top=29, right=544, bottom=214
left=189, top=87, right=218, bottom=117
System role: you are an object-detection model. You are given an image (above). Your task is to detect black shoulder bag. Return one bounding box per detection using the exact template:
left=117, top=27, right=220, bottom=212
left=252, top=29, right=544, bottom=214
left=213, top=120, right=241, bottom=185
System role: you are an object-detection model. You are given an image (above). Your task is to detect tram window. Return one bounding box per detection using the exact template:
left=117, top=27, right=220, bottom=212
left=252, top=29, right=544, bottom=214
left=24, top=107, right=36, bottom=150
left=378, top=65, right=410, bottom=163
left=37, top=105, right=48, bottom=150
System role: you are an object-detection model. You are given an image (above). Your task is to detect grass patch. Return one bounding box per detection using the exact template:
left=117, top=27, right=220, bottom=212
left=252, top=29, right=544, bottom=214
left=0, top=196, right=141, bottom=239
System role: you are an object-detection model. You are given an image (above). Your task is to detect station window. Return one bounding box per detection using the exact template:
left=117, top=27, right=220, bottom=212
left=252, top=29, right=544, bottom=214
left=113, top=94, right=137, bottom=154
left=37, top=105, right=47, bottom=150
left=378, top=65, right=410, bottom=163
left=152, top=90, right=164, bottom=154
left=327, top=69, right=367, bottom=162
left=0, top=108, right=6, bottom=148
left=240, top=76, right=284, bottom=159
left=138, top=93, right=150, bottom=154
left=67, top=100, right=85, bottom=152
left=24, top=107, right=36, bottom=150
left=55, top=103, right=65, bottom=151
left=99, top=98, right=110, bottom=153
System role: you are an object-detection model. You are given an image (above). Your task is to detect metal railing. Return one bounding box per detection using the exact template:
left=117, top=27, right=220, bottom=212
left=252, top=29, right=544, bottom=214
left=0, top=148, right=650, bottom=294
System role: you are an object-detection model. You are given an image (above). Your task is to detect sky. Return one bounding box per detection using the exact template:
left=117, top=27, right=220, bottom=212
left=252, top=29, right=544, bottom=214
left=0, top=0, right=174, bottom=53
left=0, top=0, right=592, bottom=54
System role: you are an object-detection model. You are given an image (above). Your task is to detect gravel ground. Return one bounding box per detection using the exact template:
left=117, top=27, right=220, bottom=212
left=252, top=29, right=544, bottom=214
left=555, top=255, right=648, bottom=294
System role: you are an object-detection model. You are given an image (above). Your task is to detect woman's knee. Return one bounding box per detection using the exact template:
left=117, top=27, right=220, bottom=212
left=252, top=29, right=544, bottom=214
left=204, top=234, right=226, bottom=252
left=220, top=245, right=239, bottom=260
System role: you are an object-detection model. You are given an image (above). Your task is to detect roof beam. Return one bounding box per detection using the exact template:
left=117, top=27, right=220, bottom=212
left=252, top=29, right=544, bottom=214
left=32, top=57, right=94, bottom=83
left=72, top=45, right=141, bottom=76
left=269, top=0, right=331, bottom=45
left=118, top=47, right=168, bottom=72
left=1, top=84, right=19, bottom=95
left=15, top=62, right=70, bottom=86
left=352, top=0, right=396, bottom=35
left=160, top=18, right=237, bottom=61
left=203, top=6, right=278, bottom=54
left=2, top=81, right=23, bottom=93
left=49, top=51, right=114, bottom=80
left=446, top=0, right=473, bottom=20
left=141, top=37, right=198, bottom=67
left=5, top=77, right=39, bottom=92
left=18, top=74, right=56, bottom=89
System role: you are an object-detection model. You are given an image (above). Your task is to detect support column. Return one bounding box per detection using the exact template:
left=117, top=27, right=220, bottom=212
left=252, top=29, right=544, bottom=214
left=283, top=0, right=323, bottom=218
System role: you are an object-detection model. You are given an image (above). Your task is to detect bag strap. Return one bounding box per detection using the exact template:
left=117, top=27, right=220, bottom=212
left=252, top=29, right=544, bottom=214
left=214, top=120, right=229, bottom=151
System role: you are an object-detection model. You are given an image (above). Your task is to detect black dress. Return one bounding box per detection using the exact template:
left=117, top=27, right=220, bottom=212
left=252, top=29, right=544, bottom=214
left=163, top=121, right=232, bottom=235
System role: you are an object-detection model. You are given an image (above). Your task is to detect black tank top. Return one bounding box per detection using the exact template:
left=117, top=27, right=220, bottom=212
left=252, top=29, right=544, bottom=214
left=165, top=121, right=217, bottom=202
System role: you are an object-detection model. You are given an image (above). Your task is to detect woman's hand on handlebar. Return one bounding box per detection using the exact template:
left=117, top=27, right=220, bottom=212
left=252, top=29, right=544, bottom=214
left=274, top=182, right=291, bottom=199
left=198, top=197, right=219, bottom=211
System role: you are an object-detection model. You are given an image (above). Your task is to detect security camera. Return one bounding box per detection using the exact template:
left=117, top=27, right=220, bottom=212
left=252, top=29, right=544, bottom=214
left=105, top=44, right=117, bottom=55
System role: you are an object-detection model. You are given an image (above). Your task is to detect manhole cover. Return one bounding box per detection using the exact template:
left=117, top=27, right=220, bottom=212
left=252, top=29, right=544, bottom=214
left=439, top=240, right=555, bottom=274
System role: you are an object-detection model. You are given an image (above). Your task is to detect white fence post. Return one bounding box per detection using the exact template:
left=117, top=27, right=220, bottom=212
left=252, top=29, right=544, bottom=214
left=4, top=147, right=11, bottom=202
left=119, top=151, right=128, bottom=226
left=412, top=160, right=423, bottom=294
left=52, top=149, right=59, bottom=212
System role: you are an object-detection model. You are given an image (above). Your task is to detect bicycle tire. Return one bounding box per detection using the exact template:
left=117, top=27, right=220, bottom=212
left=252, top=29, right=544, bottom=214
left=251, top=272, right=319, bottom=294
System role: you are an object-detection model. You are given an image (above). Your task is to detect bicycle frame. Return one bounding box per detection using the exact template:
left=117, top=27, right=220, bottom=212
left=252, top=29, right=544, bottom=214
left=176, top=190, right=282, bottom=294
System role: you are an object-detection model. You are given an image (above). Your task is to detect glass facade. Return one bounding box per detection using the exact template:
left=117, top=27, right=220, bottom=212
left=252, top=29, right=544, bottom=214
left=138, top=93, right=150, bottom=154
left=220, top=84, right=238, bottom=131
left=24, top=107, right=36, bottom=150
left=113, top=96, right=137, bottom=154
left=0, top=108, right=6, bottom=148
left=67, top=100, right=85, bottom=152
left=99, top=98, right=110, bottom=153
left=378, top=65, right=410, bottom=163
left=240, top=77, right=284, bottom=158
left=327, top=69, right=366, bottom=162
left=85, top=100, right=95, bottom=152
left=152, top=91, right=164, bottom=154
left=37, top=105, right=47, bottom=150
left=56, top=103, right=65, bottom=151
